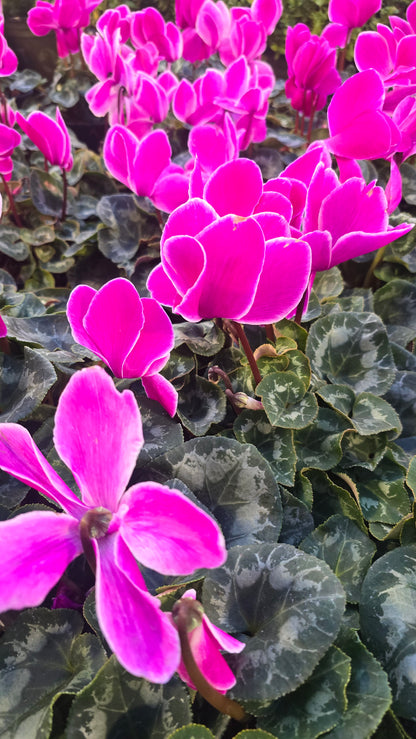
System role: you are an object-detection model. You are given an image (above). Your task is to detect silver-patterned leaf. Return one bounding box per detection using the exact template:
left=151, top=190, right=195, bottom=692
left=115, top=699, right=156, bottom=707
left=360, top=545, right=416, bottom=721
left=66, top=656, right=191, bottom=738
left=257, top=646, right=351, bottom=739
left=177, top=375, right=226, bottom=436
left=202, top=543, right=346, bottom=703
left=373, top=279, right=416, bottom=345
left=294, top=407, right=351, bottom=470
left=257, top=372, right=318, bottom=429
left=0, top=346, right=56, bottom=422
left=174, top=321, right=225, bottom=356
left=233, top=410, right=296, bottom=487
left=306, top=312, right=395, bottom=395
left=300, top=514, right=376, bottom=603
left=0, top=608, right=106, bottom=739
left=323, top=630, right=391, bottom=738
left=142, top=437, right=282, bottom=547
left=350, top=394, right=402, bottom=437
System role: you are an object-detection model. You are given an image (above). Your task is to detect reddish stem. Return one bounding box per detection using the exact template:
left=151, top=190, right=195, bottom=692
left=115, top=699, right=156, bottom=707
left=233, top=322, right=262, bottom=387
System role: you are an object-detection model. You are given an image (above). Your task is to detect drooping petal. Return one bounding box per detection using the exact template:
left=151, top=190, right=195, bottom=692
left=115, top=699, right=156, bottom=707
left=330, top=223, right=413, bottom=267
left=240, top=237, right=311, bottom=324
left=141, top=374, right=178, bottom=417
left=119, top=481, right=227, bottom=574
left=161, top=197, right=218, bottom=247
left=0, top=424, right=86, bottom=518
left=94, top=534, right=180, bottom=682
left=53, top=366, right=143, bottom=512
left=0, top=511, right=81, bottom=611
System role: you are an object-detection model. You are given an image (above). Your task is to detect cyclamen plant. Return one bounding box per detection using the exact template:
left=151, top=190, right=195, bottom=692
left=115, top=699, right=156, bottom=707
left=1, top=0, right=416, bottom=736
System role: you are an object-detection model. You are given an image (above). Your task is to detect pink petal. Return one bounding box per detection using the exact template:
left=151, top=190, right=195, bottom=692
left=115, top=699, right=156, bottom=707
left=330, top=223, right=413, bottom=266
left=119, top=481, right=227, bottom=574
left=0, top=511, right=81, bottom=611
left=204, top=158, right=263, bottom=216
left=0, top=315, right=6, bottom=338
left=320, top=179, right=388, bottom=242
left=241, top=237, right=312, bottom=324
left=122, top=297, right=174, bottom=378
left=95, top=534, right=180, bottom=682
left=178, top=620, right=239, bottom=692
left=67, top=284, right=104, bottom=357
left=53, top=366, right=143, bottom=512
left=82, top=279, right=144, bottom=378
left=142, top=374, right=178, bottom=417
left=151, top=170, right=190, bottom=213
left=134, top=129, right=172, bottom=196
left=146, top=263, right=183, bottom=308
left=0, top=424, right=86, bottom=518
left=161, top=198, right=218, bottom=247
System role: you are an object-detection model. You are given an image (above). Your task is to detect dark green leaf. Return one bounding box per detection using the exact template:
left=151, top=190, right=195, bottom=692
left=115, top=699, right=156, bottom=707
left=174, top=321, right=225, bottom=356
left=257, top=372, right=318, bottom=429
left=306, top=312, right=395, bottom=395
left=360, top=545, right=416, bottom=721
left=300, top=514, right=376, bottom=602
left=234, top=410, right=296, bottom=487
left=257, top=647, right=351, bottom=739
left=0, top=608, right=106, bottom=738
left=0, top=346, right=56, bottom=422
left=96, top=194, right=142, bottom=268
left=177, top=375, right=226, bottom=436
left=203, top=543, right=346, bottom=703
left=30, top=168, right=65, bottom=217
left=294, top=407, right=351, bottom=470
left=142, top=437, right=282, bottom=547
left=66, top=656, right=191, bottom=739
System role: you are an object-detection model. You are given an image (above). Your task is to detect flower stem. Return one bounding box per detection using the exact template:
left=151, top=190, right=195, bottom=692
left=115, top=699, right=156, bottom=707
left=294, top=286, right=309, bottom=325
left=1, top=175, right=22, bottom=228
left=232, top=322, right=262, bottom=387
left=174, top=602, right=248, bottom=723
left=363, top=246, right=386, bottom=288
left=61, top=168, right=68, bottom=221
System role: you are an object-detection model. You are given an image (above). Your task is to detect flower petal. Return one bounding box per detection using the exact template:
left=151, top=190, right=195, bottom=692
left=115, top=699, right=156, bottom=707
left=82, top=278, right=145, bottom=378
left=0, top=424, right=86, bottom=518
left=141, top=374, right=178, bottom=417
left=0, top=511, right=81, bottom=611
left=204, top=158, right=263, bottom=216
left=53, top=366, right=143, bottom=512
left=240, top=237, right=311, bottom=324
left=94, top=534, right=180, bottom=682
left=121, top=297, right=174, bottom=378
left=119, top=481, right=227, bottom=574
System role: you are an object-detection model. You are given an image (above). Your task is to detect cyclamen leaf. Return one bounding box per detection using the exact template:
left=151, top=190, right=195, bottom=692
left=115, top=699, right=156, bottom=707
left=177, top=375, right=226, bottom=436
left=0, top=346, right=56, bottom=423
left=66, top=655, right=191, bottom=739
left=0, top=608, right=106, bottom=739
left=202, top=543, right=346, bottom=703
left=233, top=410, right=296, bottom=487
left=306, top=312, right=395, bottom=395
left=174, top=321, right=225, bottom=356
left=324, top=630, right=391, bottom=738
left=360, top=545, right=416, bottom=721
left=257, top=646, right=351, bottom=739
left=294, top=407, right=351, bottom=470
left=96, top=194, right=142, bottom=268
left=373, top=279, right=416, bottom=345
left=300, top=514, right=376, bottom=603
left=143, top=437, right=282, bottom=547
left=167, top=726, right=215, bottom=739
left=257, top=371, right=318, bottom=429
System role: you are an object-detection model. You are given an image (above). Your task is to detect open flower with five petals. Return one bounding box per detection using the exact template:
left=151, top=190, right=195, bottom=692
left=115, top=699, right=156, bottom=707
left=0, top=366, right=227, bottom=682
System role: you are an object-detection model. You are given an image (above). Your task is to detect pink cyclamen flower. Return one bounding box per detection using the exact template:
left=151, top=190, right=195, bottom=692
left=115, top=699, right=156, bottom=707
left=0, top=31, right=17, bottom=76
left=103, top=125, right=188, bottom=213
left=326, top=69, right=401, bottom=160
left=15, top=108, right=73, bottom=171
left=28, top=0, right=102, bottom=57
left=328, top=0, right=382, bottom=35
left=147, top=158, right=312, bottom=325
left=0, top=365, right=226, bottom=682
left=0, top=124, right=21, bottom=180
left=285, top=24, right=341, bottom=117
left=67, top=278, right=178, bottom=417
left=171, top=589, right=245, bottom=693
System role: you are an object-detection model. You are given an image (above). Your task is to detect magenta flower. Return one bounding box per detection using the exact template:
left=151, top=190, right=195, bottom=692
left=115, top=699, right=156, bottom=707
left=103, top=125, right=188, bottom=213
left=130, top=7, right=182, bottom=62
left=28, top=0, right=102, bottom=57
left=328, top=0, right=381, bottom=35
left=147, top=159, right=311, bottom=325
left=0, top=313, right=6, bottom=338
left=0, top=366, right=226, bottom=682
left=0, top=124, right=21, bottom=180
left=15, top=108, right=73, bottom=171
left=177, top=0, right=231, bottom=63
left=67, top=278, right=178, bottom=417
left=171, top=589, right=245, bottom=693
left=285, top=24, right=341, bottom=117
left=326, top=69, right=401, bottom=160
left=219, top=0, right=282, bottom=65
left=0, top=31, right=17, bottom=76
